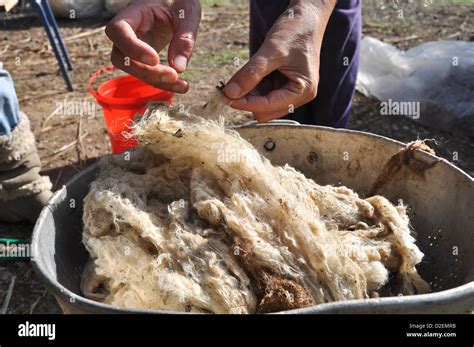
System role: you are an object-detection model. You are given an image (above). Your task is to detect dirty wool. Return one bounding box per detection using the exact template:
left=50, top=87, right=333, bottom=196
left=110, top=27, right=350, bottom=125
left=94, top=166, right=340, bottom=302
left=81, top=104, right=429, bottom=314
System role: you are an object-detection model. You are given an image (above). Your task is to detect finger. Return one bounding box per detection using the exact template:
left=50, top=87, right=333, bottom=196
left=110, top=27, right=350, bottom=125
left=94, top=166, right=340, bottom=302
left=224, top=48, right=280, bottom=100
left=168, top=5, right=201, bottom=72
left=229, top=78, right=308, bottom=113
left=105, top=8, right=159, bottom=66
left=111, top=46, right=189, bottom=93
left=253, top=110, right=288, bottom=123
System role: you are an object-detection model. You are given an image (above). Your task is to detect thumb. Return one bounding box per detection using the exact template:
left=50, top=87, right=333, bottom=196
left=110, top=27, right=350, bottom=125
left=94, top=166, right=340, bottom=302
left=168, top=6, right=201, bottom=73
left=224, top=47, right=280, bottom=100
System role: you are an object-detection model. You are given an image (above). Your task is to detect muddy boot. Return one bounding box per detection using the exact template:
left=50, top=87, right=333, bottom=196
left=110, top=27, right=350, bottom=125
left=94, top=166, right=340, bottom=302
left=0, top=113, right=53, bottom=223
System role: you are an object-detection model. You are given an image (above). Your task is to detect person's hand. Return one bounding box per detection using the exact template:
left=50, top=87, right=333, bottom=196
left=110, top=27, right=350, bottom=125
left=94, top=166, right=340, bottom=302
left=224, top=0, right=336, bottom=122
left=105, top=0, right=201, bottom=93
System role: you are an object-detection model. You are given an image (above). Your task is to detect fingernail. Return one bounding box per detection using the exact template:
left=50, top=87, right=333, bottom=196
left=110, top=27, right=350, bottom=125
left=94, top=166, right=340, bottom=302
left=161, top=74, right=176, bottom=83
left=141, top=54, right=156, bottom=66
left=174, top=55, right=187, bottom=71
left=224, top=82, right=241, bottom=98
left=172, top=85, right=182, bottom=93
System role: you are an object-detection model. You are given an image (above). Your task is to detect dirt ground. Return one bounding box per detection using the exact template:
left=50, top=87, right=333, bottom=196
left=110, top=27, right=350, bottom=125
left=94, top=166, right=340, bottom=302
left=0, top=1, right=473, bottom=313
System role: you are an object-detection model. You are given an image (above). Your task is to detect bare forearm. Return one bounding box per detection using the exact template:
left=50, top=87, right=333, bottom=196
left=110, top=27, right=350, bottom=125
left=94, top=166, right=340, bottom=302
left=290, top=0, right=337, bottom=12
left=288, top=0, right=336, bottom=30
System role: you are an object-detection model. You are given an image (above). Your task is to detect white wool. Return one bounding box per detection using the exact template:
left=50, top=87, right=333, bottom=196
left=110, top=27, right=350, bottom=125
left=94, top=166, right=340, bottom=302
left=81, top=105, right=429, bottom=313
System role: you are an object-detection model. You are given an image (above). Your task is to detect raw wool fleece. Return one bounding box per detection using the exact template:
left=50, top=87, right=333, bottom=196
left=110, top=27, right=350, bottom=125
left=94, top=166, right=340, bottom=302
left=82, top=104, right=430, bottom=313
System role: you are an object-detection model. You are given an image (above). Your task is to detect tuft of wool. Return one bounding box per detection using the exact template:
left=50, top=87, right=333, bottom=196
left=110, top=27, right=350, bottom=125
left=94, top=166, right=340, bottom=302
left=82, top=104, right=429, bottom=313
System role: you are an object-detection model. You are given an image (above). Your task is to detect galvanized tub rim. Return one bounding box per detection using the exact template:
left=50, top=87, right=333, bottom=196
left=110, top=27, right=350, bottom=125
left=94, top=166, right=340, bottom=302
left=31, top=124, right=474, bottom=314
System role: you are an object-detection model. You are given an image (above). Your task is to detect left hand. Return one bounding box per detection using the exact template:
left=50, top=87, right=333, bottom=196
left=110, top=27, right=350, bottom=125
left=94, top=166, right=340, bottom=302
left=224, top=0, right=336, bottom=122
left=105, top=0, right=201, bottom=94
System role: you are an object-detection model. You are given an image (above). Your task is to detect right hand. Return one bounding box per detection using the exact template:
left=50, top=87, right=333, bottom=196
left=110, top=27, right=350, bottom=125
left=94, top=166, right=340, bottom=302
left=105, top=0, right=201, bottom=93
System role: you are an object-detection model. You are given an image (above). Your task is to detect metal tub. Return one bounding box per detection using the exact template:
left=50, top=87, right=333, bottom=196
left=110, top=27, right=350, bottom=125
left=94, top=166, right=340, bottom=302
left=31, top=124, right=474, bottom=313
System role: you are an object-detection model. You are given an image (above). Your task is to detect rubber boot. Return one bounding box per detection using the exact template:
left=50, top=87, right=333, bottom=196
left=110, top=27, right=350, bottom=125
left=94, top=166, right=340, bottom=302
left=0, top=113, right=53, bottom=223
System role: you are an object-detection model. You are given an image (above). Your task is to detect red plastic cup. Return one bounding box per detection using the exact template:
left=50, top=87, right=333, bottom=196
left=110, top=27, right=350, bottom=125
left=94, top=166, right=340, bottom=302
left=89, top=66, right=174, bottom=153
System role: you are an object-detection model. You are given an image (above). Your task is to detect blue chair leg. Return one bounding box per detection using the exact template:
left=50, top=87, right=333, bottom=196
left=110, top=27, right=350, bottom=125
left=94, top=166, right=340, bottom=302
left=32, top=0, right=74, bottom=91
left=42, top=0, right=73, bottom=71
